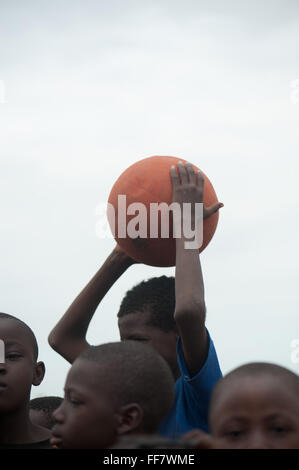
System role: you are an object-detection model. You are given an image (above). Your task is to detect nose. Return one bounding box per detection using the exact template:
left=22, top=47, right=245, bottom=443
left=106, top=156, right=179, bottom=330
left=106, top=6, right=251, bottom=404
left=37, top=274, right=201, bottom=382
left=245, top=431, right=273, bottom=449
left=52, top=402, right=65, bottom=424
left=0, top=362, right=7, bottom=373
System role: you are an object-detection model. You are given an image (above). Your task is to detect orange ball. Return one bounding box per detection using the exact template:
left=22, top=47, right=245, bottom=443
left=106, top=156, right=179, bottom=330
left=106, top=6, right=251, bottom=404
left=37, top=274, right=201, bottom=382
left=108, top=155, right=220, bottom=267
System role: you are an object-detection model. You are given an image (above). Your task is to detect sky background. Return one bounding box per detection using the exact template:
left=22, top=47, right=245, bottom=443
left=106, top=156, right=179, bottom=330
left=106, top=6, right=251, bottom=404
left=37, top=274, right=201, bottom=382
left=0, top=0, right=298, bottom=398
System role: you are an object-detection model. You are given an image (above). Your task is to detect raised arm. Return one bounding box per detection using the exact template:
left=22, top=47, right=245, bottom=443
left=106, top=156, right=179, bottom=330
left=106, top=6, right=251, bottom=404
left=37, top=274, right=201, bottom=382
left=48, top=245, right=135, bottom=363
left=171, top=162, right=223, bottom=377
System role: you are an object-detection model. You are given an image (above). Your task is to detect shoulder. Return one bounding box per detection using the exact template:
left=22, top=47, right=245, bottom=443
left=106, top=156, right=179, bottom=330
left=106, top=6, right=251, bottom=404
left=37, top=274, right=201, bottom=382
left=0, top=439, right=53, bottom=449
left=176, top=330, right=222, bottom=388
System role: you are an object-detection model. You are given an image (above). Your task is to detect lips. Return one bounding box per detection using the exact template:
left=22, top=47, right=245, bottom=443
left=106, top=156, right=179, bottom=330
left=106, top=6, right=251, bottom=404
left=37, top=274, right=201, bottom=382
left=0, top=382, right=8, bottom=391
left=51, top=427, right=63, bottom=448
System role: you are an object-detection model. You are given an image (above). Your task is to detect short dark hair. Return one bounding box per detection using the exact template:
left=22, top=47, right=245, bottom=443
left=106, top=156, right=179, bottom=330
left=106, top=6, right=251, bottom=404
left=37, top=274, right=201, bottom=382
left=209, top=362, right=299, bottom=422
left=117, top=276, right=176, bottom=332
left=30, top=396, right=63, bottom=412
left=0, top=312, right=39, bottom=361
left=79, top=341, right=175, bottom=433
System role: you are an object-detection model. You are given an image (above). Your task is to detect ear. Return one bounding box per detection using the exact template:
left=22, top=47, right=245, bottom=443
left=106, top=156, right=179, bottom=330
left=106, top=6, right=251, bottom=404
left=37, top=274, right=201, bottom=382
left=32, top=361, right=46, bottom=386
left=116, top=403, right=144, bottom=435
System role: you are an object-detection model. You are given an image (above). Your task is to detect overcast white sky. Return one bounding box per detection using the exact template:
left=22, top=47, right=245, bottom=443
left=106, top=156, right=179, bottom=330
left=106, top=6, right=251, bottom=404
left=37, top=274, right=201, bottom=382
left=0, top=0, right=298, bottom=398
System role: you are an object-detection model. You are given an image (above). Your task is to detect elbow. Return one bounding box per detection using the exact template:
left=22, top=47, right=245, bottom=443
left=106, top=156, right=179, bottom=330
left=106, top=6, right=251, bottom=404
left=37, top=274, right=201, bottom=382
left=174, top=301, right=206, bottom=325
left=48, top=329, right=60, bottom=352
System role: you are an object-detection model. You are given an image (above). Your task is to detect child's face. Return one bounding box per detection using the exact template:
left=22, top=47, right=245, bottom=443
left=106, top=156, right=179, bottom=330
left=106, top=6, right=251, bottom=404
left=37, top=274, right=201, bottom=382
left=51, top=359, right=120, bottom=449
left=209, top=375, right=299, bottom=449
left=0, top=318, right=38, bottom=413
left=30, top=408, right=52, bottom=430
left=118, top=311, right=179, bottom=379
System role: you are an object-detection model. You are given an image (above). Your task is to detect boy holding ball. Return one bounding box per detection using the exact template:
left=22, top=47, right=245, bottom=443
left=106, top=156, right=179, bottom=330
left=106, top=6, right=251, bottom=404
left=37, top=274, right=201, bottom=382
left=49, top=162, right=223, bottom=437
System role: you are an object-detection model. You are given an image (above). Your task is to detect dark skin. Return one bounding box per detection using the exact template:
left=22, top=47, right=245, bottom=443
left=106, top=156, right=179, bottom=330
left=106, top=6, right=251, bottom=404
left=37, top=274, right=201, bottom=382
left=181, top=374, right=299, bottom=449
left=48, top=162, right=223, bottom=378
left=210, top=375, right=299, bottom=449
left=171, top=162, right=223, bottom=375
left=118, top=311, right=180, bottom=379
left=29, top=409, right=53, bottom=430
left=0, top=318, right=50, bottom=444
left=51, top=358, right=144, bottom=449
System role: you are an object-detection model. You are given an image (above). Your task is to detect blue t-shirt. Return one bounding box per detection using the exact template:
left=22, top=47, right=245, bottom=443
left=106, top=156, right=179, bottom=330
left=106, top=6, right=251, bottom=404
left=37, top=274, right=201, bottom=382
left=158, top=330, right=222, bottom=438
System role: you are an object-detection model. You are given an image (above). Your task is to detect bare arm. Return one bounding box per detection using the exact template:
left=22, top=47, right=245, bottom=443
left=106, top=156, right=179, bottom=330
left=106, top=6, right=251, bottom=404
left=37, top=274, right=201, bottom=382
left=171, top=162, right=223, bottom=377
left=48, top=246, right=135, bottom=363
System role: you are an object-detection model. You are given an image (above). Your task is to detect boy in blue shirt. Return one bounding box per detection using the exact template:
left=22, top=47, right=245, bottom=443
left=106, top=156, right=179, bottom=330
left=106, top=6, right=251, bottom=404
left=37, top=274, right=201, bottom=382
left=117, top=276, right=221, bottom=438
left=49, top=162, right=223, bottom=437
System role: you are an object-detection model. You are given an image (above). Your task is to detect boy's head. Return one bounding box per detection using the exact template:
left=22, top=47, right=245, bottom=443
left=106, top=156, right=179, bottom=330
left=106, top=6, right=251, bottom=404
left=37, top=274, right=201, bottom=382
left=52, top=341, right=175, bottom=449
left=0, top=312, right=45, bottom=414
left=30, top=396, right=63, bottom=429
left=209, top=362, right=299, bottom=449
left=117, top=276, right=179, bottom=378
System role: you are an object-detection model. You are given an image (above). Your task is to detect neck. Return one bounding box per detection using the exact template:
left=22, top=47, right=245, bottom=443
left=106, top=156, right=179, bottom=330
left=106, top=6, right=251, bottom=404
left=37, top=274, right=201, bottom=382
left=0, top=405, right=33, bottom=444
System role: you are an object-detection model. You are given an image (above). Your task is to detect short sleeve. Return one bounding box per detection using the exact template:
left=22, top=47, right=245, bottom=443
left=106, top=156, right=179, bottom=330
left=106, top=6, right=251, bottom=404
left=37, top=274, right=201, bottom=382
left=175, top=329, right=222, bottom=430
left=158, top=329, right=222, bottom=438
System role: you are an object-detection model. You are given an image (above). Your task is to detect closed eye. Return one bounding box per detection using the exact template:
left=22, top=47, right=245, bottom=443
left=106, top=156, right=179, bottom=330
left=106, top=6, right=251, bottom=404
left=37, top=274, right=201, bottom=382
left=225, top=429, right=245, bottom=439
left=123, top=337, right=148, bottom=342
left=69, top=399, right=83, bottom=406
left=6, top=353, right=23, bottom=360
left=66, top=395, right=83, bottom=407
left=271, top=426, right=290, bottom=435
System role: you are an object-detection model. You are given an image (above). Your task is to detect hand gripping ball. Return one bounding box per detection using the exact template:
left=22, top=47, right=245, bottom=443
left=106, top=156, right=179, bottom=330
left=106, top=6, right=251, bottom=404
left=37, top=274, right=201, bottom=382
left=107, top=155, right=220, bottom=267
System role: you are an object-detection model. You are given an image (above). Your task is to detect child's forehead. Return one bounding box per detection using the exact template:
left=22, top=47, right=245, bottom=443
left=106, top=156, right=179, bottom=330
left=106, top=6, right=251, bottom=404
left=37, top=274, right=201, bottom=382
left=216, top=374, right=298, bottom=410
left=0, top=318, right=37, bottom=358
left=118, top=311, right=150, bottom=328
left=118, top=312, right=163, bottom=337
left=67, top=358, right=108, bottom=387
left=0, top=318, right=31, bottom=342
left=209, top=376, right=299, bottom=434
left=234, top=373, right=295, bottom=389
